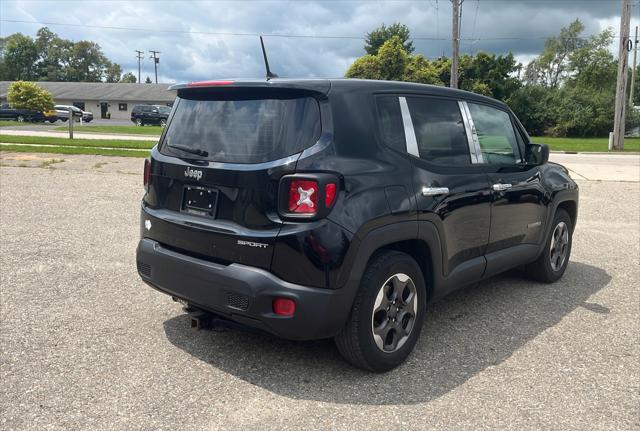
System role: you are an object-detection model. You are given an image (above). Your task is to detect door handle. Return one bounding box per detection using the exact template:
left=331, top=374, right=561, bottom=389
left=422, top=186, right=450, bottom=196
left=492, top=183, right=513, bottom=191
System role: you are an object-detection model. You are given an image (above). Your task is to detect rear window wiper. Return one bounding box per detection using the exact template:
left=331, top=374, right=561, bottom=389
left=167, top=143, right=209, bottom=158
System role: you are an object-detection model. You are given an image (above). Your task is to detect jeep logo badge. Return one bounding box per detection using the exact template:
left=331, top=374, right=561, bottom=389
left=184, top=167, right=203, bottom=180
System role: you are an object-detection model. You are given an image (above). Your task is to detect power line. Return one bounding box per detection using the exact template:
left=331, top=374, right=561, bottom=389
left=0, top=18, right=628, bottom=41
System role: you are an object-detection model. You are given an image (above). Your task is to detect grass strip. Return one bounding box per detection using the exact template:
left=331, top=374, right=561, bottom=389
left=531, top=136, right=640, bottom=152
left=0, top=144, right=150, bottom=158
left=53, top=125, right=162, bottom=136
left=0, top=135, right=155, bottom=149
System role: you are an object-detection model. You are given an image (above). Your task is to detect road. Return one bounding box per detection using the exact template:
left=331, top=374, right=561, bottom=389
left=0, top=152, right=638, bottom=430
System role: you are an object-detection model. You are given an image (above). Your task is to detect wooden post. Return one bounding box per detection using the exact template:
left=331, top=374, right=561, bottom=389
left=450, top=0, right=461, bottom=89
left=613, top=0, right=631, bottom=150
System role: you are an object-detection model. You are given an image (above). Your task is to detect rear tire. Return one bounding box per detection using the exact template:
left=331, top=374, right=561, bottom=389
left=135, top=118, right=143, bottom=126
left=16, top=115, right=24, bottom=122
left=525, top=208, right=573, bottom=283
left=335, top=250, right=426, bottom=372
left=160, top=119, right=167, bottom=128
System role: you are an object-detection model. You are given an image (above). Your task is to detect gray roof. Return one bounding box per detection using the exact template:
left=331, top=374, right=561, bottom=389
left=0, top=81, right=175, bottom=102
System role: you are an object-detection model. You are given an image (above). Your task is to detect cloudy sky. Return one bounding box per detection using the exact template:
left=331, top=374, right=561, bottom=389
left=0, top=0, right=636, bottom=83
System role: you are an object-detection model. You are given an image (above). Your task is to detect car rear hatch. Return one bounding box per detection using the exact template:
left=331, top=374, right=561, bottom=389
left=142, top=79, right=330, bottom=270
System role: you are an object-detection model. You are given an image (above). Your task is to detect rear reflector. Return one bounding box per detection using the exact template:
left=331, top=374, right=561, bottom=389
left=187, top=80, right=234, bottom=87
left=143, top=158, right=150, bottom=192
left=273, top=298, right=296, bottom=316
left=288, top=180, right=318, bottom=214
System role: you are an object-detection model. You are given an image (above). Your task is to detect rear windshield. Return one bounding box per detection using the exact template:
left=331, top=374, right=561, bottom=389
left=160, top=91, right=321, bottom=164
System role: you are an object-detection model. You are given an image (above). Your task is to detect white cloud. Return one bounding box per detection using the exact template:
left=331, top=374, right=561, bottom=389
left=0, top=0, right=627, bottom=82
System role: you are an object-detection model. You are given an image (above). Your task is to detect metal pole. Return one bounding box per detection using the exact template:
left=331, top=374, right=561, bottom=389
left=68, top=107, right=73, bottom=139
left=450, top=0, right=462, bottom=88
left=629, top=26, right=638, bottom=108
left=613, top=0, right=631, bottom=150
left=149, top=51, right=160, bottom=84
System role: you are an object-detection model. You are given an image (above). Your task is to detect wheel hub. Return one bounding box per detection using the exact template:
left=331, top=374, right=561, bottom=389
left=371, top=273, right=418, bottom=353
left=550, top=221, right=569, bottom=271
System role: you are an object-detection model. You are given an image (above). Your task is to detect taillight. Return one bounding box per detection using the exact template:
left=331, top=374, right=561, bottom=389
left=279, top=174, right=339, bottom=220
left=288, top=180, right=318, bottom=214
left=273, top=298, right=296, bottom=316
left=143, top=158, right=150, bottom=192
left=325, top=183, right=337, bottom=207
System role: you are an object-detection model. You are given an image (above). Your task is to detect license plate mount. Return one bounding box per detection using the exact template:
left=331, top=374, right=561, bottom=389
left=182, top=185, right=218, bottom=217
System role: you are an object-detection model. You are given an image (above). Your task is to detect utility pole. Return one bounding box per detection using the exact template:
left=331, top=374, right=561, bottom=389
left=135, top=50, right=144, bottom=84
left=629, top=26, right=638, bottom=108
left=613, top=0, right=631, bottom=150
left=149, top=50, right=160, bottom=84
left=450, top=0, right=463, bottom=88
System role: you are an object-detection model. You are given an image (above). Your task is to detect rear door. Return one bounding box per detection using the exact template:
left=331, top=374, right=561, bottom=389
left=143, top=85, right=325, bottom=270
left=396, top=95, right=492, bottom=283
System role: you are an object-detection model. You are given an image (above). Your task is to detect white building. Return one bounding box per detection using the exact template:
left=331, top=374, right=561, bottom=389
left=0, top=81, right=175, bottom=121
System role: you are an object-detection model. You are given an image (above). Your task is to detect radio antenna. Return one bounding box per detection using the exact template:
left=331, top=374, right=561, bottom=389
left=260, top=36, right=278, bottom=80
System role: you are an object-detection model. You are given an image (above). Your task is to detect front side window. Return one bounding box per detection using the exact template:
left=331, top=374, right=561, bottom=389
left=406, top=97, right=470, bottom=165
left=467, top=103, right=520, bottom=164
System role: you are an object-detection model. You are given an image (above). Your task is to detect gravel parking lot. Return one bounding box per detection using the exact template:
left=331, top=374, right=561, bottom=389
left=0, top=153, right=638, bottom=430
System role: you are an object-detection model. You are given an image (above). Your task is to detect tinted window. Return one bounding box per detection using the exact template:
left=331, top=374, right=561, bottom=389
left=161, top=93, right=321, bottom=164
left=406, top=97, right=470, bottom=165
left=467, top=103, right=520, bottom=164
left=376, top=96, right=406, bottom=152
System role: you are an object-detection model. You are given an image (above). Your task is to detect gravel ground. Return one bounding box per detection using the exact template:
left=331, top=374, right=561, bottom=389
left=0, top=153, right=638, bottom=430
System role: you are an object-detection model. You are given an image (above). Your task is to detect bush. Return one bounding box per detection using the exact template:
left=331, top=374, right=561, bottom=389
left=7, top=81, right=54, bottom=112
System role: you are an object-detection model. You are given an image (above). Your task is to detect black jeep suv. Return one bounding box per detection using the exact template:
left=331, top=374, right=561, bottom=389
left=131, top=104, right=171, bottom=127
left=136, top=79, right=578, bottom=371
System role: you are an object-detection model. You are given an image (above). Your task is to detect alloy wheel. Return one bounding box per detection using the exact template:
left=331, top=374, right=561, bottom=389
left=550, top=221, right=569, bottom=271
left=371, top=273, right=418, bottom=353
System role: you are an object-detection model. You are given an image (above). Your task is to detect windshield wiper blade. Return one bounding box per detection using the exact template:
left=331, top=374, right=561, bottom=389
left=167, top=143, right=208, bottom=157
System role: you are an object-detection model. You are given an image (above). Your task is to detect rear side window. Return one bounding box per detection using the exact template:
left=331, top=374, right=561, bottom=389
left=376, top=96, right=406, bottom=152
left=406, top=97, right=470, bottom=165
left=161, top=92, right=321, bottom=164
left=467, top=103, right=520, bottom=164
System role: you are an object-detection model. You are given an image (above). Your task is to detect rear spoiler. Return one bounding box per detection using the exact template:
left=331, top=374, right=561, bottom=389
left=169, top=79, right=331, bottom=97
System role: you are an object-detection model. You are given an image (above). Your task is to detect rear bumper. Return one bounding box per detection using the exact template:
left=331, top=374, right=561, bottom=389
left=136, top=238, right=356, bottom=340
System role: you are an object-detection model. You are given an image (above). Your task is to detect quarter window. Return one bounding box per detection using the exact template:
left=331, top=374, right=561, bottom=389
left=376, top=96, right=406, bottom=152
left=406, top=97, right=470, bottom=165
left=467, top=103, right=520, bottom=164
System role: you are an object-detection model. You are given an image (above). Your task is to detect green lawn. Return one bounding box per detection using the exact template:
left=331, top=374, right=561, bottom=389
left=0, top=144, right=150, bottom=158
left=0, top=135, right=154, bottom=157
left=0, top=135, right=155, bottom=149
left=0, top=120, right=33, bottom=127
left=54, top=125, right=163, bottom=136
left=531, top=136, right=640, bottom=152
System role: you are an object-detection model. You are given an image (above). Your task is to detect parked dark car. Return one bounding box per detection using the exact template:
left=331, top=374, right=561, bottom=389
left=131, top=104, right=171, bottom=126
left=136, top=79, right=579, bottom=372
left=0, top=103, right=45, bottom=122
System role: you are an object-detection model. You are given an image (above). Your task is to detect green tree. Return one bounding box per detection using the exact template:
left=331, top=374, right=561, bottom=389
left=0, top=33, right=39, bottom=80
left=365, top=23, right=414, bottom=55
left=105, top=62, right=123, bottom=83
left=459, top=52, right=521, bottom=100
left=145, top=76, right=152, bottom=84
left=345, top=54, right=382, bottom=80
left=524, top=19, right=585, bottom=88
left=7, top=81, right=54, bottom=112
left=120, top=72, right=137, bottom=83
left=35, top=27, right=73, bottom=81
left=403, top=55, right=444, bottom=85
left=67, top=40, right=111, bottom=81
left=377, top=36, right=407, bottom=80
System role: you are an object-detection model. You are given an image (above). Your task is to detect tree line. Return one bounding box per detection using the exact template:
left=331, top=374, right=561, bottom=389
left=347, top=21, right=637, bottom=137
left=0, top=27, right=138, bottom=83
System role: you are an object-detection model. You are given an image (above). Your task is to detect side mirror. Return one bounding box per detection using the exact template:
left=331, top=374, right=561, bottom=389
left=526, top=143, right=549, bottom=165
